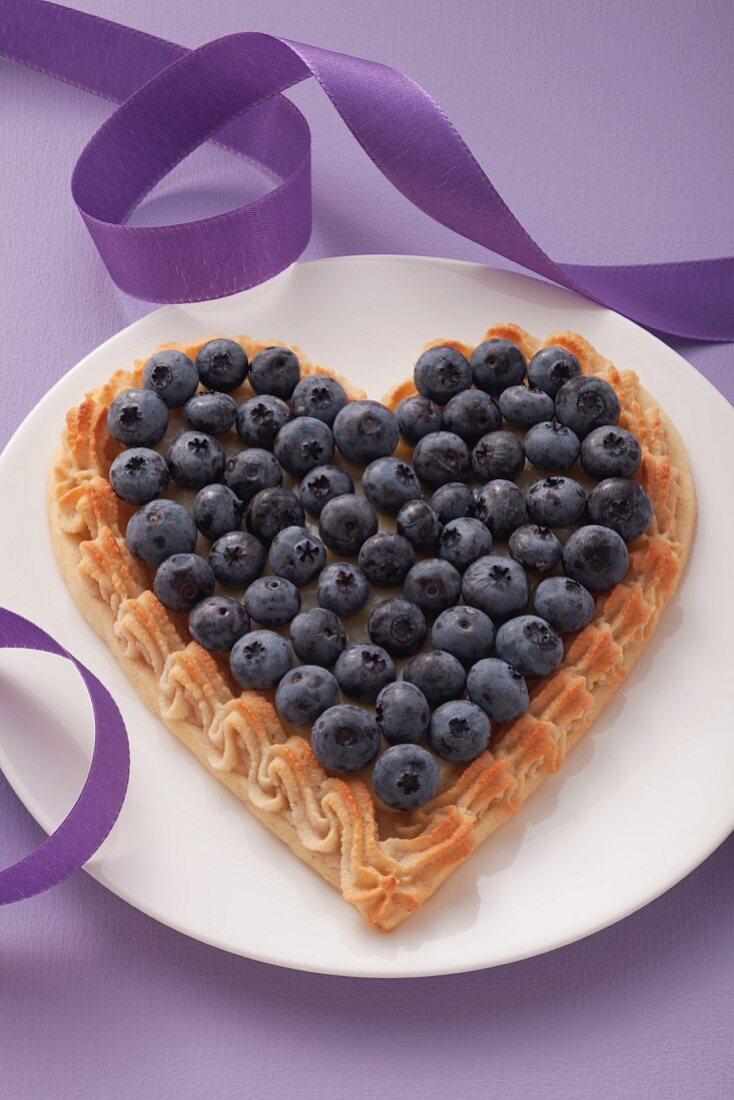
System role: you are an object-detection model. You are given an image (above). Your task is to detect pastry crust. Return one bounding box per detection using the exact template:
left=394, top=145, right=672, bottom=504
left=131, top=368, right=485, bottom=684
left=48, top=327, right=695, bottom=931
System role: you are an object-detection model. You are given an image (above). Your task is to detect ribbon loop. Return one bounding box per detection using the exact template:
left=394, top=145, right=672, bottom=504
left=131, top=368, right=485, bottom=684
left=0, top=0, right=731, bottom=338
left=0, top=609, right=129, bottom=904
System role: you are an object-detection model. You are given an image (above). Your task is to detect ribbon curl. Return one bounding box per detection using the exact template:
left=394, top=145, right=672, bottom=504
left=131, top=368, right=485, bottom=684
left=0, top=0, right=731, bottom=339
left=0, top=610, right=129, bottom=904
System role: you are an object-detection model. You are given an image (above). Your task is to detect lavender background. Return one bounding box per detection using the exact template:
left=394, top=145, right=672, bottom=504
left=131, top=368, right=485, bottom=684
left=1, top=1, right=732, bottom=1097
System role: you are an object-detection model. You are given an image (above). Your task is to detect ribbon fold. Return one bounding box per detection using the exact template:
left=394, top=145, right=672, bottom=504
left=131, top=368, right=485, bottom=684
left=0, top=0, right=731, bottom=339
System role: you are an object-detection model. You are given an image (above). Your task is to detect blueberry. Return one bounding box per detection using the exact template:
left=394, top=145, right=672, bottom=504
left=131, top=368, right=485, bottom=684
left=126, top=499, right=196, bottom=566
left=274, top=416, right=335, bottom=477
left=267, top=529, right=327, bottom=586
left=470, top=338, right=526, bottom=395
left=235, top=395, right=290, bottom=448
left=524, top=421, right=580, bottom=472
left=439, top=517, right=493, bottom=572
left=333, top=400, right=399, bottom=463
left=428, top=700, right=491, bottom=763
left=335, top=644, right=395, bottom=702
left=249, top=346, right=301, bottom=399
left=499, top=385, right=555, bottom=428
left=362, top=457, right=421, bottom=514
left=224, top=448, right=283, bottom=504
left=403, top=559, right=462, bottom=617
left=403, top=650, right=466, bottom=705
left=275, top=665, right=339, bottom=726
left=396, top=395, right=443, bottom=444
left=396, top=500, right=442, bottom=551
left=109, top=447, right=169, bottom=504
left=208, top=531, right=266, bottom=588
left=527, top=346, right=581, bottom=398
left=192, top=483, right=243, bottom=541
left=474, top=480, right=526, bottom=540
left=375, top=681, right=430, bottom=745
left=372, top=744, right=440, bottom=811
left=413, top=431, right=471, bottom=489
left=142, top=349, right=199, bottom=408
left=298, top=464, right=354, bottom=517
left=311, top=705, right=381, bottom=773
left=414, top=345, right=472, bottom=404
left=496, top=614, right=564, bottom=678
left=153, top=553, right=215, bottom=612
left=107, top=387, right=168, bottom=448
left=195, top=338, right=248, bottom=392
left=462, top=555, right=530, bottom=620
left=289, top=609, right=347, bottom=667
left=508, top=524, right=563, bottom=573
left=290, top=374, right=348, bottom=425
left=246, top=487, right=305, bottom=542
left=472, top=430, right=525, bottom=482
left=555, top=376, right=621, bottom=437
left=562, top=525, right=629, bottom=591
left=534, top=577, right=595, bottom=633
left=184, top=392, right=237, bottom=435
left=431, top=606, right=495, bottom=666
left=430, top=482, right=475, bottom=524
left=267, top=525, right=326, bottom=586
left=244, top=575, right=301, bottom=627
left=580, top=426, right=642, bottom=480
left=318, top=495, right=378, bottom=556
left=230, top=629, right=293, bottom=690
left=368, top=598, right=427, bottom=657
left=443, top=389, right=502, bottom=444
left=359, top=533, right=415, bottom=587
left=526, top=476, right=586, bottom=527
left=188, top=595, right=250, bottom=652
left=317, top=562, right=370, bottom=618
left=587, top=477, right=653, bottom=542
left=467, top=658, right=529, bottom=722
left=166, top=431, right=226, bottom=490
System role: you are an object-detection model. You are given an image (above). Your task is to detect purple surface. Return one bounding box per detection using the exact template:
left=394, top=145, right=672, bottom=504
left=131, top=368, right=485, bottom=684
left=0, top=1, right=731, bottom=1097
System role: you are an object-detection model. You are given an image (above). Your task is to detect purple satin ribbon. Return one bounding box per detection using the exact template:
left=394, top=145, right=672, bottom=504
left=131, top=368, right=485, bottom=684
left=0, top=0, right=730, bottom=905
left=0, top=0, right=731, bottom=339
left=0, top=610, right=129, bottom=903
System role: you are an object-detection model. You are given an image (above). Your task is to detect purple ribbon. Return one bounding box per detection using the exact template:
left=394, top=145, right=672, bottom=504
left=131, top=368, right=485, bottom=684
left=0, top=0, right=731, bottom=339
left=0, top=610, right=129, bottom=903
left=0, top=1, right=730, bottom=905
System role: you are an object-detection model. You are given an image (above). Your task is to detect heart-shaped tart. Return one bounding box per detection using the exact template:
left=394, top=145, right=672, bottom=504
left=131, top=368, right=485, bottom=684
left=48, top=324, right=695, bottom=931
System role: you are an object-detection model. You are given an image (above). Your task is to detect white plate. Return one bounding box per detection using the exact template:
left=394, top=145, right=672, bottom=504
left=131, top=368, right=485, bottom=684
left=0, top=256, right=731, bottom=978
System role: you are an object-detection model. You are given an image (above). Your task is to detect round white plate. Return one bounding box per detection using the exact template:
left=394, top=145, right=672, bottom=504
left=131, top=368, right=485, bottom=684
left=0, top=256, right=731, bottom=977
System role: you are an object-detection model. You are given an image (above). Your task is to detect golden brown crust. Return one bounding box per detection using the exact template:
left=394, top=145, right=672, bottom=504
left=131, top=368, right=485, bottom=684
left=47, top=328, right=695, bottom=931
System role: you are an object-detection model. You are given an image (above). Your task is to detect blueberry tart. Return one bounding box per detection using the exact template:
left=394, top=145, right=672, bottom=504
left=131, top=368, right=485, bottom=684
left=49, top=325, right=694, bottom=930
